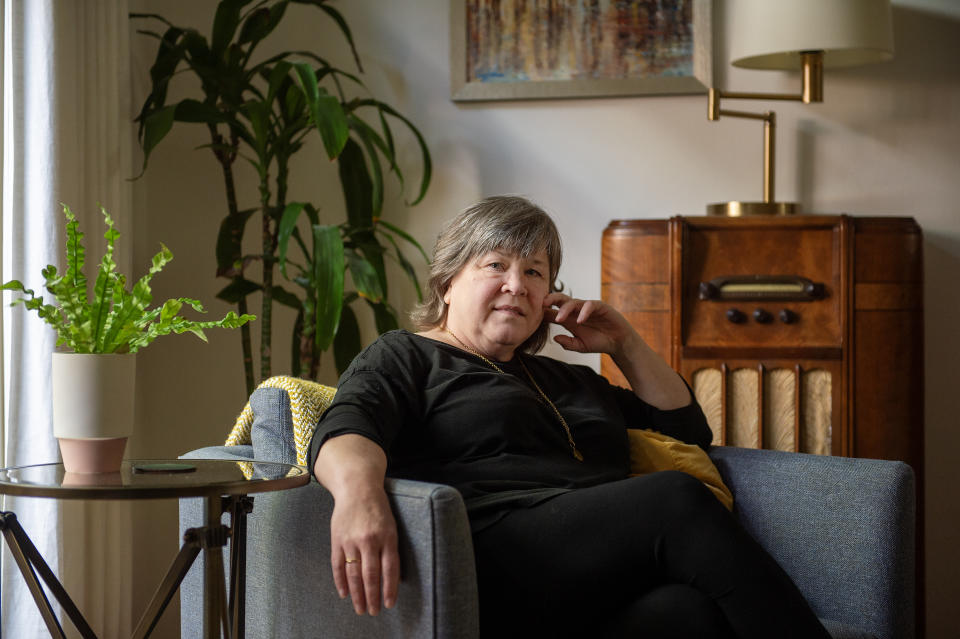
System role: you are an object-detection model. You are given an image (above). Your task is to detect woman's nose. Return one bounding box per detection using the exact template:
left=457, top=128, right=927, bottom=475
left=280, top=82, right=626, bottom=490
left=502, top=269, right=526, bottom=295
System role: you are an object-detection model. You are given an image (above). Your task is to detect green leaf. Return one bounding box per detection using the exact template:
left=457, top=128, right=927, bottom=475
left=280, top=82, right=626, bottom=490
left=346, top=250, right=383, bottom=303
left=90, top=208, right=120, bottom=351
left=240, top=99, right=270, bottom=160
left=236, top=7, right=271, bottom=45
left=127, top=309, right=254, bottom=354
left=99, top=242, right=174, bottom=351
left=211, top=0, right=251, bottom=58
left=292, top=61, right=320, bottom=107
left=349, top=114, right=403, bottom=185
left=239, top=2, right=288, bottom=51
left=216, top=277, right=262, bottom=304
left=292, top=0, right=363, bottom=72
left=312, top=224, right=344, bottom=351
left=338, top=138, right=373, bottom=228
left=134, top=25, right=185, bottom=135
left=381, top=232, right=423, bottom=302
left=278, top=202, right=305, bottom=278
left=58, top=204, right=89, bottom=326
left=173, top=98, right=225, bottom=124
left=350, top=122, right=384, bottom=218
left=160, top=298, right=184, bottom=321
left=366, top=300, right=399, bottom=335
left=333, top=303, right=361, bottom=375
left=377, top=219, right=430, bottom=263
left=355, top=99, right=432, bottom=205
left=281, top=80, right=308, bottom=126
left=293, top=62, right=348, bottom=159
left=215, top=208, right=257, bottom=276
left=349, top=230, right=388, bottom=299
left=313, top=92, right=349, bottom=160
left=1, top=280, right=26, bottom=292
left=265, top=60, right=294, bottom=105
left=271, top=285, right=302, bottom=309
left=139, top=105, right=177, bottom=175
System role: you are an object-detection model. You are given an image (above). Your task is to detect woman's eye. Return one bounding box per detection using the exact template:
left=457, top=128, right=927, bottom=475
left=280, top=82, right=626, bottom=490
left=526, top=269, right=543, bottom=277
left=487, top=262, right=504, bottom=270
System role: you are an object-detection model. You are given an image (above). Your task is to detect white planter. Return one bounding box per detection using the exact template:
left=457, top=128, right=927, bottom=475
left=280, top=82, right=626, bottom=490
left=52, top=352, right=136, bottom=472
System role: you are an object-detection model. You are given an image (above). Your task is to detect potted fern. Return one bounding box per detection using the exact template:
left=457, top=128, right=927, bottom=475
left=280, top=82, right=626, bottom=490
left=2, top=204, right=254, bottom=473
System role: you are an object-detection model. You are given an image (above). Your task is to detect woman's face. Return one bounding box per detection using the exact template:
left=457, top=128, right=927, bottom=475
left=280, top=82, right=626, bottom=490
left=443, top=248, right=550, bottom=360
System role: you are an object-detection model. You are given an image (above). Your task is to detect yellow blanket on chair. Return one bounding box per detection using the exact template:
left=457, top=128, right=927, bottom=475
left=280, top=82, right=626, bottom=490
left=225, top=376, right=337, bottom=467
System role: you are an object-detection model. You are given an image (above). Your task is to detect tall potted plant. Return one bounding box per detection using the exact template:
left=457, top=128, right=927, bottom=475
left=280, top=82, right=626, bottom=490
left=133, top=0, right=431, bottom=392
left=2, top=204, right=254, bottom=473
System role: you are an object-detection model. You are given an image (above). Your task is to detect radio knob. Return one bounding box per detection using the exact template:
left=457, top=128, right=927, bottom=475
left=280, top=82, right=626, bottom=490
left=779, top=309, right=798, bottom=324
left=753, top=308, right=773, bottom=324
left=726, top=308, right=746, bottom=324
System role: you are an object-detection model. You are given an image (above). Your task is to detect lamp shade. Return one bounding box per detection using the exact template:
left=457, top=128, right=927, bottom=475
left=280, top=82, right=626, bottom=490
left=728, top=0, right=894, bottom=70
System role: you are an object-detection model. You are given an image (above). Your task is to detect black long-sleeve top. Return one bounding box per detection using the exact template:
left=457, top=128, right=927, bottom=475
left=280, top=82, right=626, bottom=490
left=308, top=330, right=711, bottom=531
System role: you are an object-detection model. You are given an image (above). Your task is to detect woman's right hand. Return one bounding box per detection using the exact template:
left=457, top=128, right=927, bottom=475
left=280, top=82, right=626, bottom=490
left=329, top=486, right=400, bottom=616
left=314, top=434, right=399, bottom=615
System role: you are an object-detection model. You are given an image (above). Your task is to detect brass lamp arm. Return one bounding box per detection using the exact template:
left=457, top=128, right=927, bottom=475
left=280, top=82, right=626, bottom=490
left=708, top=51, right=824, bottom=119
left=705, top=52, right=824, bottom=207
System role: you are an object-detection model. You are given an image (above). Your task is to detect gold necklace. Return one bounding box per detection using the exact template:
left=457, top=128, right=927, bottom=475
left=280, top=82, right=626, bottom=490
left=444, top=328, right=584, bottom=462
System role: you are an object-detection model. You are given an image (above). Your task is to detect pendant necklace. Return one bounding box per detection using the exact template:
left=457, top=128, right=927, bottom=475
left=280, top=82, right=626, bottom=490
left=444, top=327, right=584, bottom=462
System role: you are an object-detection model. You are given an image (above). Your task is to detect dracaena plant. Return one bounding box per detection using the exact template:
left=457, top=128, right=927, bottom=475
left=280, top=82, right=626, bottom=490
left=133, top=0, right=431, bottom=392
left=1, top=204, right=254, bottom=354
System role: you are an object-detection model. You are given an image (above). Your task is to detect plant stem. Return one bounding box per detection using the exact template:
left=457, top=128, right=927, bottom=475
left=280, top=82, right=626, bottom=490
left=212, top=125, right=256, bottom=395
left=259, top=178, right=274, bottom=381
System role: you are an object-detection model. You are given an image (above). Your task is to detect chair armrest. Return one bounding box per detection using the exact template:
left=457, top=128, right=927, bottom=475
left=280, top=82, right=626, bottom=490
left=709, top=446, right=915, bottom=639
left=178, top=446, right=478, bottom=639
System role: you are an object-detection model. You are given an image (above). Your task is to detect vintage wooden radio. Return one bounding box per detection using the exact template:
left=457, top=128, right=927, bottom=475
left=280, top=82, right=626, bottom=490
left=601, top=215, right=923, bottom=475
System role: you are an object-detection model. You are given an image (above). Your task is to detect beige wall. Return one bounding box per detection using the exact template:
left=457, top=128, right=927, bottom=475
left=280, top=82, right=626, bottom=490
left=128, top=1, right=960, bottom=636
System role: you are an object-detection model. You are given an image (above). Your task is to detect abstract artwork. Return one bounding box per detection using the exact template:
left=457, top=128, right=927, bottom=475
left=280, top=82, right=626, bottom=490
left=450, top=0, right=713, bottom=101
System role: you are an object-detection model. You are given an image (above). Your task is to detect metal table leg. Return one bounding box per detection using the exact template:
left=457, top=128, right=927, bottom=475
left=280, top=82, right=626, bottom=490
left=2, top=495, right=251, bottom=639
left=203, top=495, right=231, bottom=639
left=0, top=511, right=96, bottom=639
left=226, top=495, right=253, bottom=639
left=131, top=530, right=203, bottom=639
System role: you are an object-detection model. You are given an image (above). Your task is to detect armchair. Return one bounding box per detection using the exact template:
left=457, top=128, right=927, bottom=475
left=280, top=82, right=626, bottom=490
left=179, top=387, right=915, bottom=639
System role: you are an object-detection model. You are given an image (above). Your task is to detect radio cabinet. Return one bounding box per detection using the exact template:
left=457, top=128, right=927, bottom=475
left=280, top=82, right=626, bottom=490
left=601, top=215, right=923, bottom=471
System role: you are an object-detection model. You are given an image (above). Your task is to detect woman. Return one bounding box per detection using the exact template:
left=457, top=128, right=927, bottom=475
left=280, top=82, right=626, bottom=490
left=309, top=196, right=830, bottom=638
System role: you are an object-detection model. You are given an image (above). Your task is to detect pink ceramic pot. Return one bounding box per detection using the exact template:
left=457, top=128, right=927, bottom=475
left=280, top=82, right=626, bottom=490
left=52, top=353, right=136, bottom=474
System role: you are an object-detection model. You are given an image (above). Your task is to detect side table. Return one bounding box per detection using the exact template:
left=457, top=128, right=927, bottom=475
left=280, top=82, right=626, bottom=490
left=0, top=458, right=309, bottom=639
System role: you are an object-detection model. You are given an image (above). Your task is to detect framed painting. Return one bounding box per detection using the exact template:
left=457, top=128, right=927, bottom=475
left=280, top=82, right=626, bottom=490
left=450, top=0, right=714, bottom=101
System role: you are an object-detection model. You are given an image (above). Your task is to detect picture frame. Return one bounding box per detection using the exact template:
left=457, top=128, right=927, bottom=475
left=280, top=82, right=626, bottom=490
left=450, top=0, right=714, bottom=102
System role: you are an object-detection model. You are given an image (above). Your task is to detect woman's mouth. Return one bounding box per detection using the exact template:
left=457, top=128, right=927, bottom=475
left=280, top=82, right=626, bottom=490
left=494, top=305, right=525, bottom=316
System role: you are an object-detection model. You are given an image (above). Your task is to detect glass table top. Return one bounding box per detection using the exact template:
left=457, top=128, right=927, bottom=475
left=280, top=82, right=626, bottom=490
left=0, top=459, right=309, bottom=500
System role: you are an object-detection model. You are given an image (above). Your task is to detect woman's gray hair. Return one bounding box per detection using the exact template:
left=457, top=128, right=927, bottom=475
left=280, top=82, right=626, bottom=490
left=411, top=195, right=562, bottom=354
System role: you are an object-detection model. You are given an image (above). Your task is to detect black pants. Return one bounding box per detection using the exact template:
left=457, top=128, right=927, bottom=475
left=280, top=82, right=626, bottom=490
left=472, top=471, right=832, bottom=639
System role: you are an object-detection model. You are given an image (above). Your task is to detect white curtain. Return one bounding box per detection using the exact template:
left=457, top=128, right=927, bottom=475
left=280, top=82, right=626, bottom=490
left=2, top=1, right=134, bottom=637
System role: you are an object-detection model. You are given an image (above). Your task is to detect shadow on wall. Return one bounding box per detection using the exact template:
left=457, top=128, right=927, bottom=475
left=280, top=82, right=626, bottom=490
left=921, top=231, right=960, bottom=450
left=921, top=230, right=960, bottom=639
left=792, top=6, right=960, bottom=205
left=842, top=6, right=960, bottom=124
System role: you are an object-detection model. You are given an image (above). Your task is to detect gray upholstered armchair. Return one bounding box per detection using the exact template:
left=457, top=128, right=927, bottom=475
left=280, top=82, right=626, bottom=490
left=179, top=386, right=915, bottom=639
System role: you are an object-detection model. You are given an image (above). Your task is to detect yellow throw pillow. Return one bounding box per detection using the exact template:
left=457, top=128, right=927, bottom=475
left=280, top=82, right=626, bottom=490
left=627, top=429, right=733, bottom=511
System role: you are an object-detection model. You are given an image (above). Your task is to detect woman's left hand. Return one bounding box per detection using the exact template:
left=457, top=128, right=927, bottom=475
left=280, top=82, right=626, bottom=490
left=543, top=293, right=637, bottom=357
left=544, top=293, right=692, bottom=410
